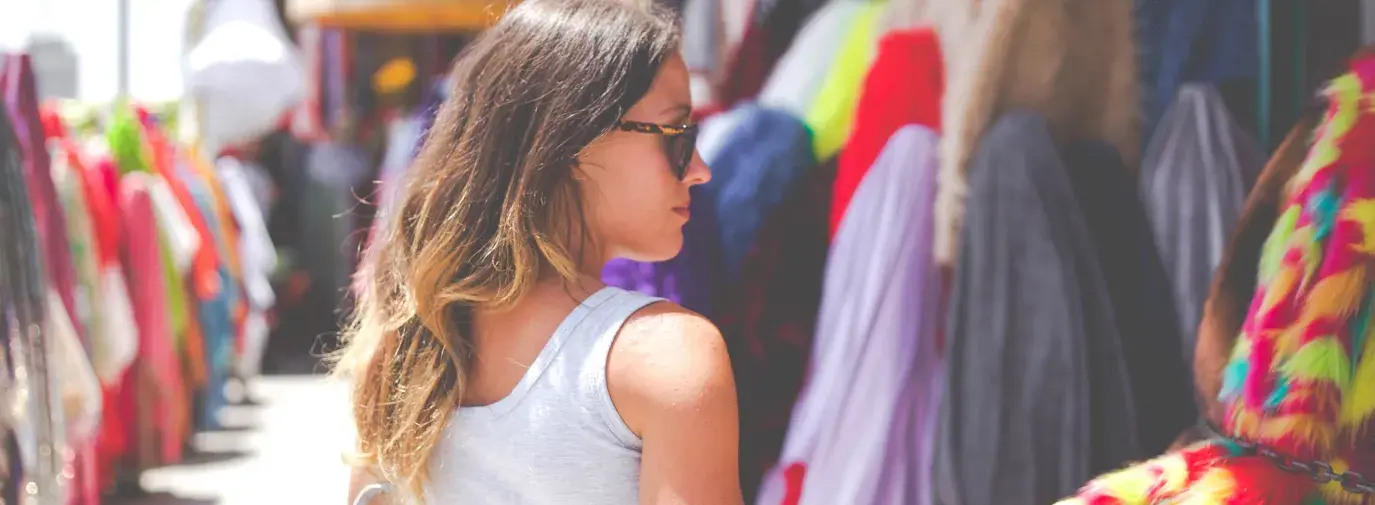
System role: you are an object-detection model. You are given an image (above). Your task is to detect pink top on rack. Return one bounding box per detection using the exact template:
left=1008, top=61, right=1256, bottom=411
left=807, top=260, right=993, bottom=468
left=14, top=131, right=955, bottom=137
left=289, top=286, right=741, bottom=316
left=120, top=173, right=187, bottom=465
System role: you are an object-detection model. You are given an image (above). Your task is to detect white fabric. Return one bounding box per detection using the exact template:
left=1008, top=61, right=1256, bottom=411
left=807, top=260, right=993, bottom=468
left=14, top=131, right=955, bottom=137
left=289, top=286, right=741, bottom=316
left=142, top=172, right=201, bottom=275
left=217, top=157, right=278, bottom=377
left=758, top=0, right=863, bottom=119
left=94, top=267, right=139, bottom=384
left=187, top=0, right=304, bottom=151
left=47, top=289, right=101, bottom=445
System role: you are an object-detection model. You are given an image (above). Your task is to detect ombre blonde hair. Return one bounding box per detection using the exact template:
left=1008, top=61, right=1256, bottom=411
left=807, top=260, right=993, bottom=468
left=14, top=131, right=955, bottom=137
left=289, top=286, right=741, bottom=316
left=331, top=0, right=680, bottom=499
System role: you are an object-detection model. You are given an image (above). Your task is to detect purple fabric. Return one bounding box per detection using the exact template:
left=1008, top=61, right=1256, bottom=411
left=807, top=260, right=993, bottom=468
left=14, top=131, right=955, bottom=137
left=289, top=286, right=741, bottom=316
left=601, top=186, right=723, bottom=316
left=755, top=125, right=943, bottom=505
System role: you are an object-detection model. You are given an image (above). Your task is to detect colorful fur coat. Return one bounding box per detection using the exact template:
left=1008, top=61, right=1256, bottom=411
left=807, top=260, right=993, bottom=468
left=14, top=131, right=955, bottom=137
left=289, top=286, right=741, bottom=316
left=1058, top=52, right=1375, bottom=505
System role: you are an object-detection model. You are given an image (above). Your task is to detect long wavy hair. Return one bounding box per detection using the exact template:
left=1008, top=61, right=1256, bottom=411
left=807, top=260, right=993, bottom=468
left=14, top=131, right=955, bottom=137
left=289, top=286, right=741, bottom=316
left=332, top=0, right=681, bottom=499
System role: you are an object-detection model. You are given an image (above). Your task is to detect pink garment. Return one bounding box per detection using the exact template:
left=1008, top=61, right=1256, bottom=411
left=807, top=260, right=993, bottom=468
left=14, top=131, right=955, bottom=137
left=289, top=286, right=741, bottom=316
left=119, top=174, right=186, bottom=465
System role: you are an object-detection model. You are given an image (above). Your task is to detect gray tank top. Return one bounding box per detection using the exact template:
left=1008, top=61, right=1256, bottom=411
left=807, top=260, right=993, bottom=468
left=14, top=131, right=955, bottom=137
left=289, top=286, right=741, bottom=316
left=421, top=286, right=663, bottom=504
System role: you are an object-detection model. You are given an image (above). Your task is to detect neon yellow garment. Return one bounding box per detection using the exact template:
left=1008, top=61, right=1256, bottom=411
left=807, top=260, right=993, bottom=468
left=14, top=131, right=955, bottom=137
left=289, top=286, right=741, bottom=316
left=804, top=1, right=885, bottom=161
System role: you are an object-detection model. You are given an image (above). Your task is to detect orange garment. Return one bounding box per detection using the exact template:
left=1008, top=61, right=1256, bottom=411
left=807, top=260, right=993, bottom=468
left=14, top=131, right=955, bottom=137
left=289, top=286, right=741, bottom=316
left=181, top=282, right=210, bottom=390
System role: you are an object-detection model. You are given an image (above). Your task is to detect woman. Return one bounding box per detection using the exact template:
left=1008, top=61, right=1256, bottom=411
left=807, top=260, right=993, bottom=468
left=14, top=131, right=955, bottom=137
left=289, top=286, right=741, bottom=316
left=336, top=1, right=741, bottom=503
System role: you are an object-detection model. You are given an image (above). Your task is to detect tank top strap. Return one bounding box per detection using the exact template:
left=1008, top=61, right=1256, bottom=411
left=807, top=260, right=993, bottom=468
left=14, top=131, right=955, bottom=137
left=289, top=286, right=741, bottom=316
left=575, top=287, right=665, bottom=449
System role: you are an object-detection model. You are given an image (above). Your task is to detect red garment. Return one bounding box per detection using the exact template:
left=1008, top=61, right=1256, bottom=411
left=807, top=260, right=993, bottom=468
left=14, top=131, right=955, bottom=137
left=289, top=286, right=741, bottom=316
left=829, top=29, right=944, bottom=238
left=781, top=463, right=807, bottom=505
left=119, top=175, right=187, bottom=465
left=95, top=380, right=128, bottom=493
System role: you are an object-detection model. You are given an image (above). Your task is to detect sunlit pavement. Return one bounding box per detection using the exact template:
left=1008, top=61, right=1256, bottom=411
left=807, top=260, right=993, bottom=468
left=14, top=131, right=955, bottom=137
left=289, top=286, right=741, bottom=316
left=111, top=375, right=354, bottom=505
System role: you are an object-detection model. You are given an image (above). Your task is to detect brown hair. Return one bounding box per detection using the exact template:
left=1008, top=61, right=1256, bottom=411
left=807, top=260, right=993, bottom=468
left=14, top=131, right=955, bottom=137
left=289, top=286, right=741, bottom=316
left=332, top=0, right=681, bottom=499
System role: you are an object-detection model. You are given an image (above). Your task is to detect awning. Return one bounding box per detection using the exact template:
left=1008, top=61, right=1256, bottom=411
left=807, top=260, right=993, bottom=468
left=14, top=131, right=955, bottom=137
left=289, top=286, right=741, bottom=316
left=286, top=0, right=518, bottom=32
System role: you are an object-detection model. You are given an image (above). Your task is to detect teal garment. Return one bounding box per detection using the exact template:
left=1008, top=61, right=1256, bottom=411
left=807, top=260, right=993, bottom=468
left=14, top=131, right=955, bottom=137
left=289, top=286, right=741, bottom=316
left=178, top=161, right=236, bottom=430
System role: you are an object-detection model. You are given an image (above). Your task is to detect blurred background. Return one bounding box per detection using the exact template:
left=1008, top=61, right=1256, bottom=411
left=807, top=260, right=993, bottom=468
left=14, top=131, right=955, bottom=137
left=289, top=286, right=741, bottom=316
left=3, top=0, right=1375, bottom=504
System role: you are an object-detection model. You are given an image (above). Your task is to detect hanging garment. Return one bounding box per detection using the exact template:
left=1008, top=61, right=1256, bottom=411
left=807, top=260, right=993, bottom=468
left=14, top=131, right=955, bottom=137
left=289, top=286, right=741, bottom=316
left=802, top=1, right=885, bottom=161
left=51, top=128, right=121, bottom=501
left=713, top=0, right=829, bottom=107
left=180, top=160, right=237, bottom=430
left=758, top=1, right=863, bottom=121
left=2, top=53, right=85, bottom=346
left=601, top=188, right=724, bottom=316
left=216, top=157, right=277, bottom=378
left=49, top=138, right=102, bottom=357
left=139, top=107, right=225, bottom=301
left=698, top=104, right=815, bottom=281
left=44, top=110, right=140, bottom=384
left=1055, top=52, right=1375, bottom=505
left=1064, top=141, right=1198, bottom=456
left=46, top=287, right=103, bottom=505
left=756, top=125, right=943, bottom=505
left=920, top=0, right=1140, bottom=267
left=1137, top=0, right=1258, bottom=140
left=120, top=172, right=189, bottom=466
left=186, top=147, right=250, bottom=363
left=1192, top=102, right=1321, bottom=425
left=934, top=111, right=1139, bottom=505
left=1140, top=83, right=1264, bottom=369
left=724, top=159, right=835, bottom=502
left=46, top=288, right=100, bottom=447
left=0, top=98, right=69, bottom=505
left=831, top=28, right=943, bottom=238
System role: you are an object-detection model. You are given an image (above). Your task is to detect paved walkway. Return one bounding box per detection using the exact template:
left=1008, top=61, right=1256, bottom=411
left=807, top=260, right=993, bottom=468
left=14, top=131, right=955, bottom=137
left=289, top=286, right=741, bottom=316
left=110, top=375, right=354, bottom=505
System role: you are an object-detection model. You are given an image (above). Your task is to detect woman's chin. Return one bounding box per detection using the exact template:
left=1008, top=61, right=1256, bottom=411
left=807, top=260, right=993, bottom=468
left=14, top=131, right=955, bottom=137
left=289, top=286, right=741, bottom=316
left=619, top=234, right=685, bottom=264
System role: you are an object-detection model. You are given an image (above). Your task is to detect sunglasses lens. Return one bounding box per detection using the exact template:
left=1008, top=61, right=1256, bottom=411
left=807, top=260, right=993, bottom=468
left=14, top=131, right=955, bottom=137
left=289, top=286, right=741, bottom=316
left=673, top=129, right=698, bottom=179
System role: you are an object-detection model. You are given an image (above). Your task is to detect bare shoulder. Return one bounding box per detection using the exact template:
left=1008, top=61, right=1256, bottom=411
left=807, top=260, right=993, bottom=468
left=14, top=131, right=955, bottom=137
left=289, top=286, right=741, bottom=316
left=606, top=301, right=736, bottom=436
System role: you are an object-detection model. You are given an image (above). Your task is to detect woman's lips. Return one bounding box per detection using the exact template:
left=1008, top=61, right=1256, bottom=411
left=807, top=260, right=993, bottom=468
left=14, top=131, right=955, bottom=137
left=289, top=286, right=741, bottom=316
left=673, top=205, right=691, bottom=219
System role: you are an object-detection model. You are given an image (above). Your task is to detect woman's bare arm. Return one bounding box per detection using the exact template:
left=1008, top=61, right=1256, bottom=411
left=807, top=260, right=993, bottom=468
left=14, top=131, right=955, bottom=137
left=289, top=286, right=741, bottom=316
left=608, top=304, right=743, bottom=505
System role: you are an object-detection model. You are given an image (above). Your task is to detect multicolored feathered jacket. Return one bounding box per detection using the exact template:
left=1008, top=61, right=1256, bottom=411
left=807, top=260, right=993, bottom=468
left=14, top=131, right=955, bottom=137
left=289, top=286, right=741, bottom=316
left=1058, top=53, right=1375, bottom=505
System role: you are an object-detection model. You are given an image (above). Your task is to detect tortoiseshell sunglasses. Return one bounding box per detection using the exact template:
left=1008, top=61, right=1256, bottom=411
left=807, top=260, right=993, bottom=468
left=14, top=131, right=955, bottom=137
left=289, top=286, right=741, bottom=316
left=617, top=120, right=700, bottom=180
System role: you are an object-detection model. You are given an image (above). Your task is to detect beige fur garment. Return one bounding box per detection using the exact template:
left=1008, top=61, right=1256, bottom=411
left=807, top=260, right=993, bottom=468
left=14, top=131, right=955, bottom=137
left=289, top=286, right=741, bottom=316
left=898, top=0, right=1140, bottom=266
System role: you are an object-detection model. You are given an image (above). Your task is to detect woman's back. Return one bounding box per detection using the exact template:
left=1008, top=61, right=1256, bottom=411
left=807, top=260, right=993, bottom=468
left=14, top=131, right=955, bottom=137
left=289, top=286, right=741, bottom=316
left=425, top=287, right=660, bottom=503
